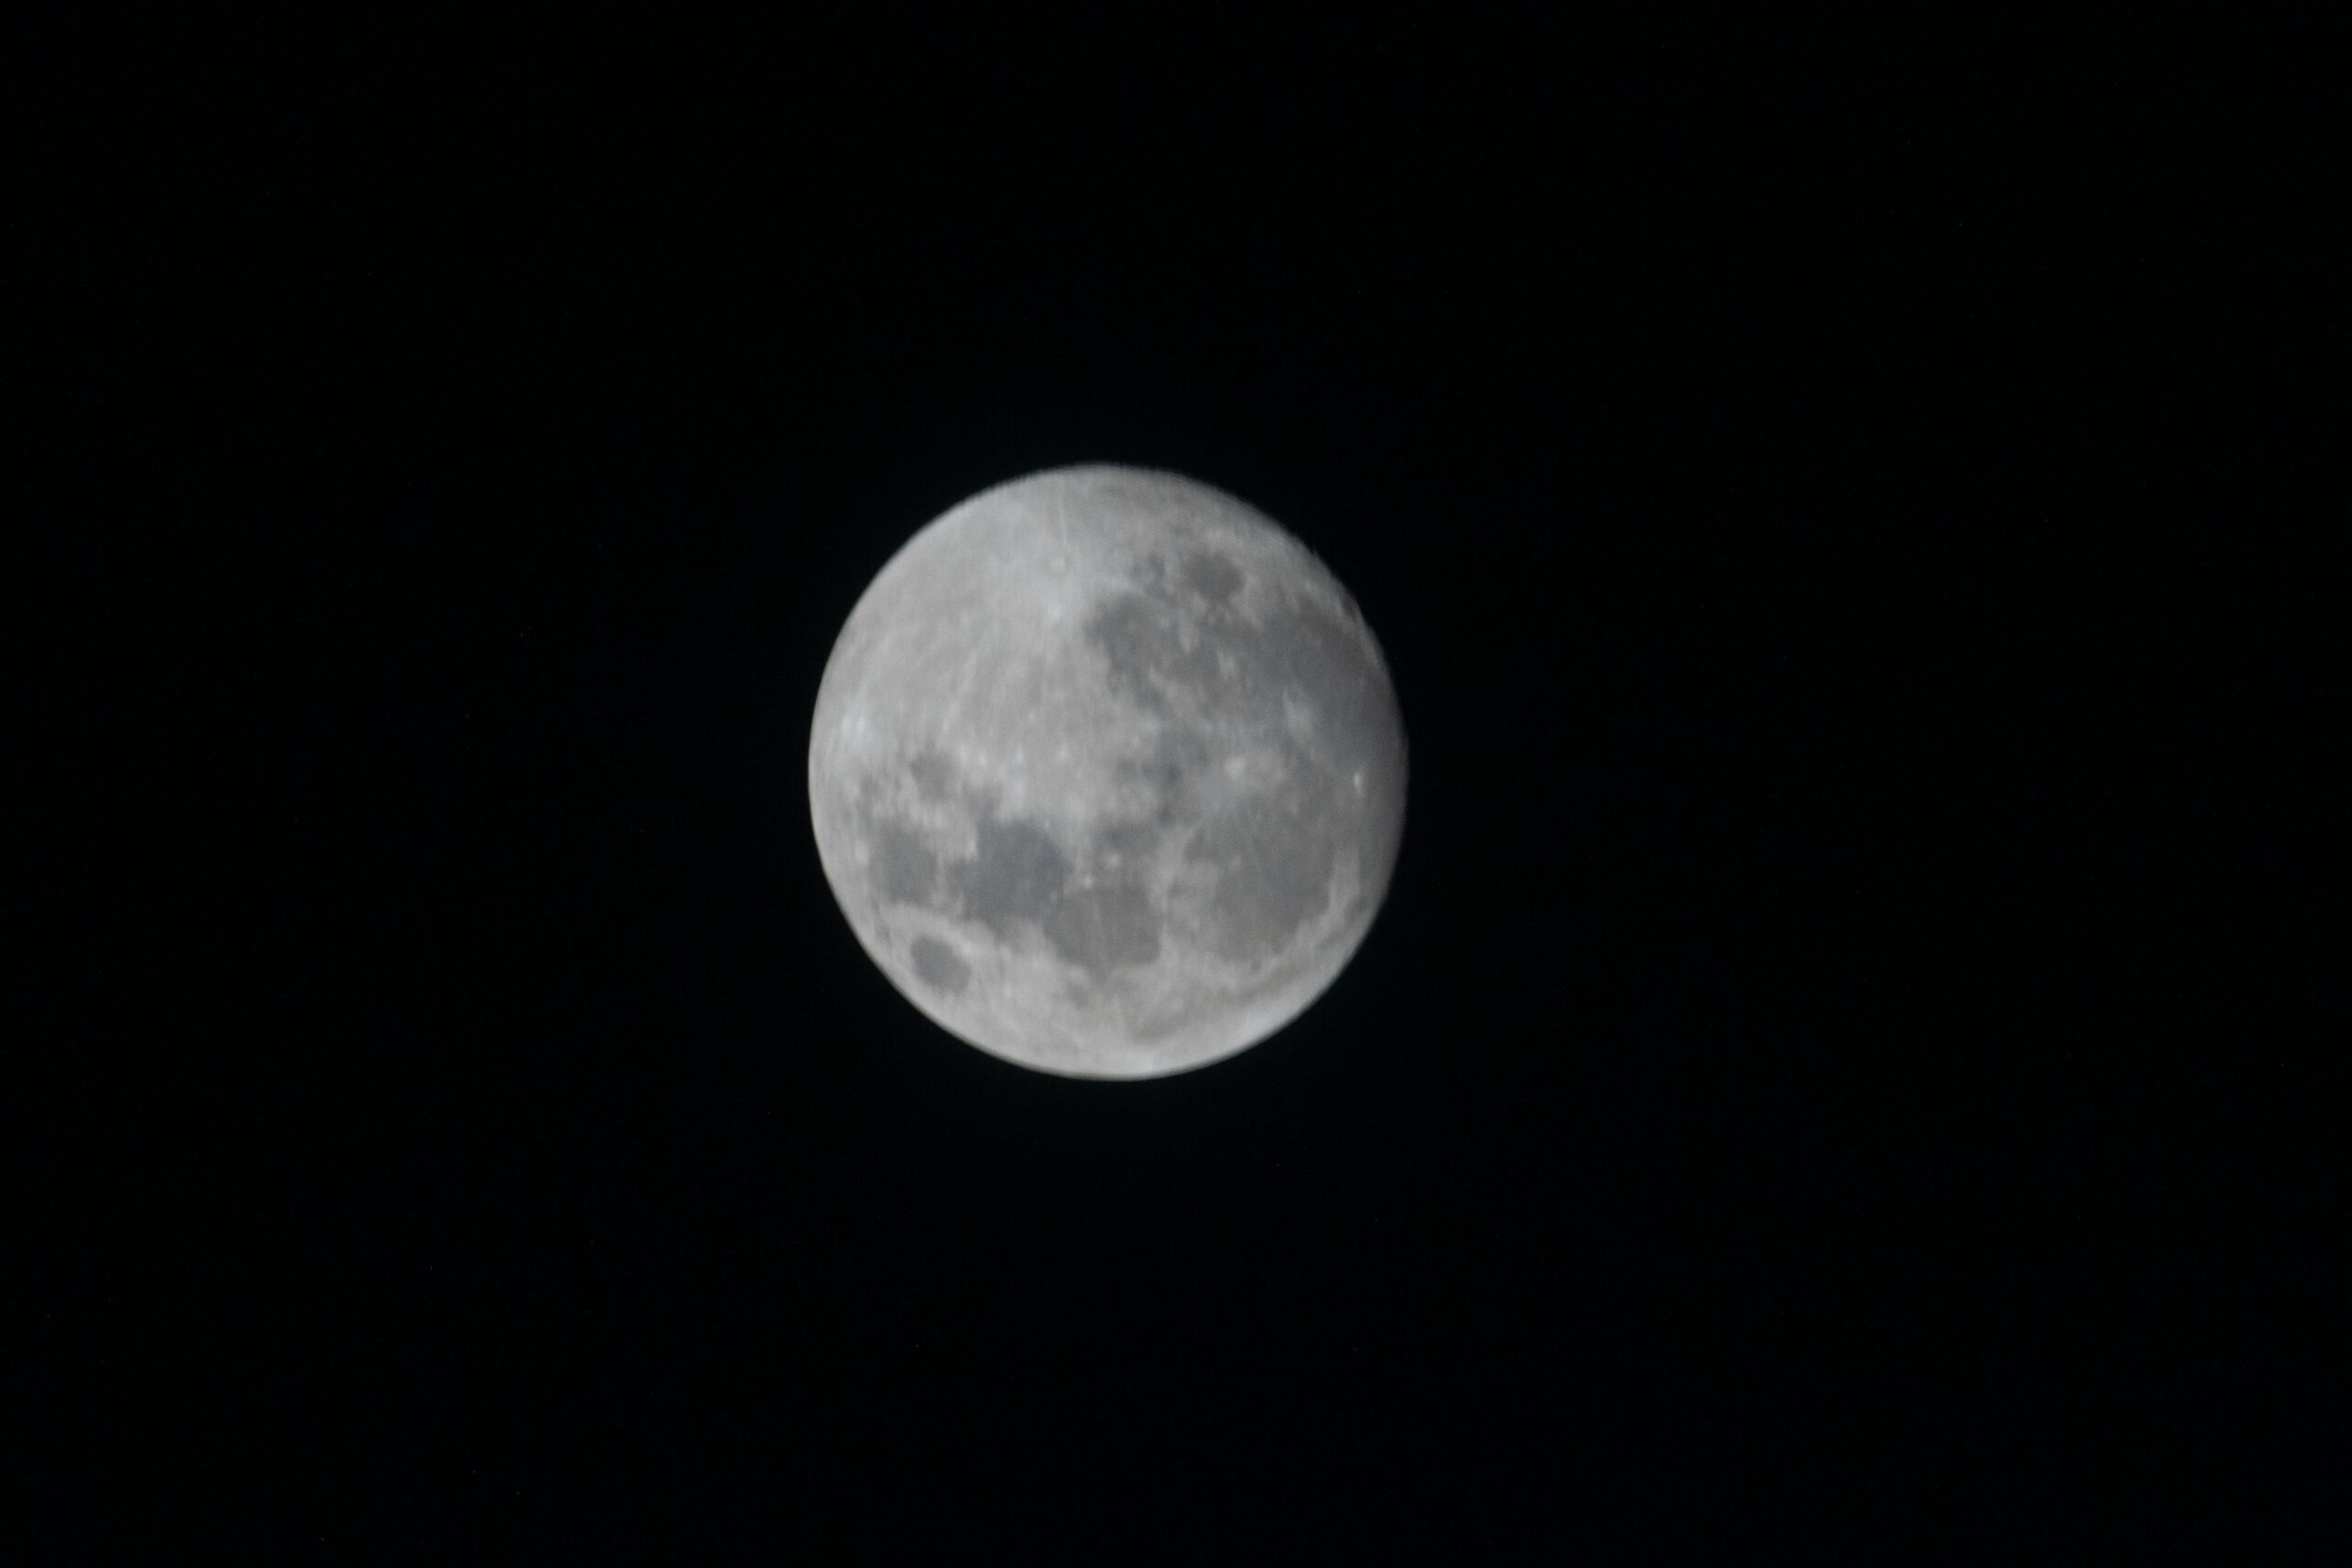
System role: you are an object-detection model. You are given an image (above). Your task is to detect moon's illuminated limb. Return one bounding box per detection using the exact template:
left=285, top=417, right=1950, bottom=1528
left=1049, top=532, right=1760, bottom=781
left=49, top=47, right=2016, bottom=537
left=808, top=465, right=1406, bottom=1079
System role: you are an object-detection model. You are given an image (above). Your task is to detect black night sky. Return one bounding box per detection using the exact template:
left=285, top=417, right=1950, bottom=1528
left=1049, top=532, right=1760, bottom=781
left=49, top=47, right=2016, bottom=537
left=19, top=16, right=2332, bottom=1558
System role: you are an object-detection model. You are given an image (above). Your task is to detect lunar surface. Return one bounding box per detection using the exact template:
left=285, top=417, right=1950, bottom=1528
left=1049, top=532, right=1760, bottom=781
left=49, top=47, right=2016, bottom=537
left=808, top=465, right=1407, bottom=1079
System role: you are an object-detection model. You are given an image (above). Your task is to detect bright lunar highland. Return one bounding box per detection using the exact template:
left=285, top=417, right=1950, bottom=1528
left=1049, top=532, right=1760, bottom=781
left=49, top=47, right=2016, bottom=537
left=808, top=466, right=1407, bottom=1078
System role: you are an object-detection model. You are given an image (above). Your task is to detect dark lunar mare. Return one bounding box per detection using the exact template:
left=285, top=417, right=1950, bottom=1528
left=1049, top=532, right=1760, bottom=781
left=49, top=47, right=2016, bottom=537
left=860, top=783, right=1169, bottom=985
left=952, top=814, right=1069, bottom=937
left=951, top=805, right=1162, bottom=979
left=1187, top=788, right=1339, bottom=963
left=909, top=934, right=970, bottom=994
left=847, top=526, right=1401, bottom=1015
left=1042, top=879, right=1161, bottom=973
left=869, top=819, right=938, bottom=907
left=1080, top=552, right=1396, bottom=964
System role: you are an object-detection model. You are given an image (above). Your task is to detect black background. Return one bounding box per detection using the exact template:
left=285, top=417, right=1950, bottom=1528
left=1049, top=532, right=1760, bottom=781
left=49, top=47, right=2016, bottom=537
left=17, top=14, right=2336, bottom=1559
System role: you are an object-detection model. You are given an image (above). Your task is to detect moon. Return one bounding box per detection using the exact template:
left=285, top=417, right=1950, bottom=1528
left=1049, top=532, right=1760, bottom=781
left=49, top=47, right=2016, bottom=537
left=808, top=465, right=1407, bottom=1078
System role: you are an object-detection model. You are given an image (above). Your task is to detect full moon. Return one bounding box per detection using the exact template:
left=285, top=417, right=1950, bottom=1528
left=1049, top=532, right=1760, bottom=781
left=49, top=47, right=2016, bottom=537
left=808, top=465, right=1407, bottom=1078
